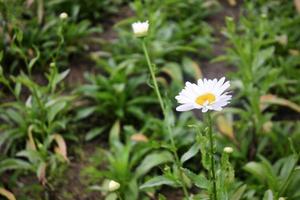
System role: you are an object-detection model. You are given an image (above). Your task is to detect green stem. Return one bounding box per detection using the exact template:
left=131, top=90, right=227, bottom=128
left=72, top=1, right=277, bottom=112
left=208, top=112, right=217, bottom=200
left=142, top=39, right=189, bottom=199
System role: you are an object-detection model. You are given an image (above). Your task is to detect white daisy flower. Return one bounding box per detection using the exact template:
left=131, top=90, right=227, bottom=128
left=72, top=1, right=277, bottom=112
left=175, top=77, right=232, bottom=112
left=132, top=21, right=149, bottom=37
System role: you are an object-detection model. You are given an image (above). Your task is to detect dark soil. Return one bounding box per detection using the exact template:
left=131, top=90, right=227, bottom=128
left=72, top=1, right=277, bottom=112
left=201, top=0, right=241, bottom=79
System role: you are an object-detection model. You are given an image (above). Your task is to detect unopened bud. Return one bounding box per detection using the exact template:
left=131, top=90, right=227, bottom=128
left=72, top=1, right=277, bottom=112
left=108, top=180, right=120, bottom=192
left=59, top=12, right=68, bottom=20
left=223, top=147, right=233, bottom=154
left=132, top=21, right=149, bottom=37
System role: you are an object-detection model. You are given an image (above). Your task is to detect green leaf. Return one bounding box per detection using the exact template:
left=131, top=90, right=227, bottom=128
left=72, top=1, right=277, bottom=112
left=76, top=106, right=97, bottom=120
left=252, top=47, right=274, bottom=71
left=6, top=109, right=23, bottom=125
left=85, top=127, right=106, bottom=141
left=161, top=63, right=183, bottom=84
left=16, top=150, right=42, bottom=163
left=231, top=184, right=247, bottom=200
left=14, top=82, right=22, bottom=99
left=135, top=151, right=173, bottom=178
left=243, top=162, right=267, bottom=183
left=140, top=176, right=177, bottom=189
left=109, top=120, right=120, bottom=145
left=182, top=168, right=209, bottom=189
left=180, top=143, right=200, bottom=164
left=28, top=46, right=40, bottom=73
left=263, top=189, right=274, bottom=200
left=182, top=57, right=202, bottom=80
left=52, top=69, right=70, bottom=88
left=47, top=101, right=67, bottom=123
left=198, top=134, right=210, bottom=170
left=0, top=158, right=31, bottom=174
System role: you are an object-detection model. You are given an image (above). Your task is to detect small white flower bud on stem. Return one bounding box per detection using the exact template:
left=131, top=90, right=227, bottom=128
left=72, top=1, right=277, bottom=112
left=224, top=147, right=234, bottom=154
left=59, top=12, right=68, bottom=20
left=108, top=180, right=120, bottom=192
left=131, top=21, right=149, bottom=37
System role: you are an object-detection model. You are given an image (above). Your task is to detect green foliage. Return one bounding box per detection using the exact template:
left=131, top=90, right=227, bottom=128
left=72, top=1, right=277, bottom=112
left=1, top=0, right=300, bottom=199
left=0, top=62, right=75, bottom=185
left=0, top=0, right=100, bottom=73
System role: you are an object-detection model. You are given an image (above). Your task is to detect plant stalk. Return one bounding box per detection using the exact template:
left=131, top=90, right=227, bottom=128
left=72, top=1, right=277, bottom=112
left=142, top=39, right=189, bottom=199
left=208, top=112, right=217, bottom=200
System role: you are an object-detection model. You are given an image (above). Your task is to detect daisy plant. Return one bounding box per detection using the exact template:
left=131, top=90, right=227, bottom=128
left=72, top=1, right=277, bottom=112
left=132, top=21, right=190, bottom=198
left=176, top=77, right=232, bottom=200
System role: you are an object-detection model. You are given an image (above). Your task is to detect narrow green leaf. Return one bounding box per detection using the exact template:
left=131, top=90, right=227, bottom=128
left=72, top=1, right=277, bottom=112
left=0, top=158, right=31, bottom=174
left=180, top=143, right=200, bottom=164
left=263, top=189, right=274, bottom=200
left=135, top=151, right=173, bottom=178
left=109, top=120, right=120, bottom=145
left=47, top=101, right=66, bottom=123
left=85, top=127, right=106, bottom=141
left=230, top=184, right=247, bottom=200
left=76, top=106, right=97, bottom=120
left=140, top=176, right=177, bottom=189
left=182, top=168, right=209, bottom=189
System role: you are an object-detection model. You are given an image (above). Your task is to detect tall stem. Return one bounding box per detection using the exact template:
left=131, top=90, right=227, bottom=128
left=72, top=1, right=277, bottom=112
left=142, top=39, right=189, bottom=199
left=208, top=112, right=217, bottom=200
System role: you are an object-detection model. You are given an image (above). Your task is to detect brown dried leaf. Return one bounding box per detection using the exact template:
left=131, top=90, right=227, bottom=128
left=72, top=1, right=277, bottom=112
left=37, top=0, right=44, bottom=24
left=26, top=0, right=34, bottom=8
left=191, top=62, right=202, bottom=80
left=0, top=188, right=16, bottom=200
left=53, top=134, right=69, bottom=162
left=131, top=133, right=149, bottom=142
left=294, top=0, right=300, bottom=13
left=263, top=121, right=273, bottom=133
left=216, top=115, right=237, bottom=144
left=37, top=162, right=47, bottom=186
left=26, top=125, right=36, bottom=150
left=260, top=94, right=300, bottom=113
left=289, top=49, right=300, bottom=56
left=228, top=0, right=237, bottom=6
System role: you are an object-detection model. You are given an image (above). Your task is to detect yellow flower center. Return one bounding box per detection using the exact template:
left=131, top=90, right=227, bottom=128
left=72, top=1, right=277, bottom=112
left=195, top=93, right=216, bottom=106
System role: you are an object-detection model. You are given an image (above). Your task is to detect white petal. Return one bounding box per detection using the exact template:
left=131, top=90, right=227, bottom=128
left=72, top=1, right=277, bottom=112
left=216, top=81, right=230, bottom=96
left=176, top=104, right=194, bottom=112
left=175, top=95, right=192, bottom=104
left=202, top=107, right=209, bottom=112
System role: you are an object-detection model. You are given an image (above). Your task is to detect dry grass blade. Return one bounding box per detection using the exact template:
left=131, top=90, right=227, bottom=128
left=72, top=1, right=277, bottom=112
left=0, top=188, right=16, bottom=200
left=131, top=133, right=149, bottom=142
left=37, top=162, right=47, bottom=186
left=228, top=0, right=237, bottom=6
left=26, top=125, right=36, bottom=150
left=216, top=114, right=238, bottom=145
left=37, top=0, right=44, bottom=24
left=260, top=94, right=300, bottom=113
left=294, top=0, right=300, bottom=13
left=53, top=134, right=69, bottom=162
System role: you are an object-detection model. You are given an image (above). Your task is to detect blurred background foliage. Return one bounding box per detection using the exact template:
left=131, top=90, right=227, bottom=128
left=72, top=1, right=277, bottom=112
left=0, top=0, right=300, bottom=199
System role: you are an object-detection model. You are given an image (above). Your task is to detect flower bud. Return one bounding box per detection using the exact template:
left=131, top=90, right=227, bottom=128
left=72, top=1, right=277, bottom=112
left=59, top=12, right=68, bottom=20
left=108, top=180, right=120, bottom=192
left=223, top=147, right=233, bottom=154
left=50, top=62, right=56, bottom=68
left=131, top=21, right=149, bottom=37
left=261, top=13, right=267, bottom=18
